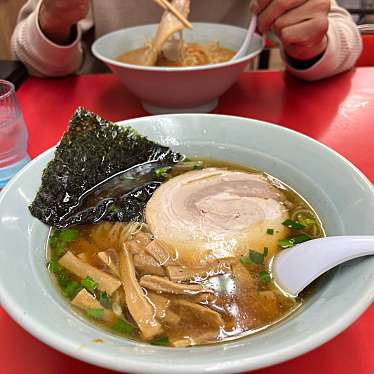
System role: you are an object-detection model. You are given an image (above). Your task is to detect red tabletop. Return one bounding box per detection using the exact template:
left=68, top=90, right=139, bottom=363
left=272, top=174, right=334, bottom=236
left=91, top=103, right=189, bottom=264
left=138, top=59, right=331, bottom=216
left=1, top=69, right=373, bottom=373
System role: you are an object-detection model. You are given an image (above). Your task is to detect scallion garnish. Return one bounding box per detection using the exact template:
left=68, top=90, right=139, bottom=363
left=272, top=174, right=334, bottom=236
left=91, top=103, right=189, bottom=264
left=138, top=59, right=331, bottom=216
left=53, top=241, right=66, bottom=258
left=259, top=271, right=271, bottom=283
left=266, top=228, right=274, bottom=235
left=81, top=276, right=97, bottom=293
left=57, top=271, right=69, bottom=288
left=49, top=228, right=79, bottom=258
left=107, top=203, right=120, bottom=214
left=99, top=291, right=112, bottom=309
left=59, top=228, right=79, bottom=242
left=240, top=249, right=268, bottom=266
left=155, top=167, right=171, bottom=178
left=278, top=234, right=311, bottom=249
left=86, top=308, right=104, bottom=320
left=304, top=218, right=316, bottom=225
left=282, top=219, right=305, bottom=230
left=49, top=236, right=59, bottom=249
left=63, top=281, right=81, bottom=299
left=112, top=319, right=135, bottom=334
left=47, top=258, right=61, bottom=274
left=240, top=255, right=252, bottom=266
left=297, top=215, right=316, bottom=227
left=151, top=336, right=170, bottom=346
left=249, top=250, right=265, bottom=265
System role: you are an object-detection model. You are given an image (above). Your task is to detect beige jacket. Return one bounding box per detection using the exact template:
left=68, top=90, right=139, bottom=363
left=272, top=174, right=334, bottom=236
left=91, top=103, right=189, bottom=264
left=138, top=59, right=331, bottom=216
left=12, top=0, right=362, bottom=80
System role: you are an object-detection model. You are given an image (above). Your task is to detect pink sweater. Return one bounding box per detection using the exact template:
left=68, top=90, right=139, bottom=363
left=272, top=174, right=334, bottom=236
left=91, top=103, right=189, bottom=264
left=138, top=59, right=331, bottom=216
left=12, top=0, right=362, bottom=81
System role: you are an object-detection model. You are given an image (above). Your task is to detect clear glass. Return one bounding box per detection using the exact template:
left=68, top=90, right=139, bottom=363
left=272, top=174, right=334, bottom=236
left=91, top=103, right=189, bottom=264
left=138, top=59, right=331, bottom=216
left=0, top=80, right=29, bottom=169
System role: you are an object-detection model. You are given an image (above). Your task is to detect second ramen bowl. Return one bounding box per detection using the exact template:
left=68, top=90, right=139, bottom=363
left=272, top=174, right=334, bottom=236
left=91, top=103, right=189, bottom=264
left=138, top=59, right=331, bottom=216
left=92, top=23, right=264, bottom=114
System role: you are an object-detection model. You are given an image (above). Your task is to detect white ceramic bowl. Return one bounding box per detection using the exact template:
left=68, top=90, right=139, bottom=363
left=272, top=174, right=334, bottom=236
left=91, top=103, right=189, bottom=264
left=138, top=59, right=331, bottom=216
left=92, top=23, right=264, bottom=114
left=0, top=114, right=373, bottom=374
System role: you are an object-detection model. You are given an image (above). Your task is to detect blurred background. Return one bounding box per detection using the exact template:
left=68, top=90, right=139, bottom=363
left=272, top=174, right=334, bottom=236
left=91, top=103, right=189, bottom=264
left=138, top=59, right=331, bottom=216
left=1, top=1, right=373, bottom=66
left=0, top=0, right=25, bottom=60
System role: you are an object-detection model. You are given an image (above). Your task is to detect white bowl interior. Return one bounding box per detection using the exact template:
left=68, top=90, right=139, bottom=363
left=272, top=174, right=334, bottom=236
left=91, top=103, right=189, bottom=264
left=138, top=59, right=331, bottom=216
left=93, top=23, right=263, bottom=68
left=0, top=114, right=373, bottom=374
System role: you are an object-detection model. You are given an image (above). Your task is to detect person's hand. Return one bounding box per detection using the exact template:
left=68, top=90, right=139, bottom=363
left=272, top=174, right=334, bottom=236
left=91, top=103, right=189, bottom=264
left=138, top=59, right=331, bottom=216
left=250, top=0, right=330, bottom=61
left=39, top=0, right=90, bottom=45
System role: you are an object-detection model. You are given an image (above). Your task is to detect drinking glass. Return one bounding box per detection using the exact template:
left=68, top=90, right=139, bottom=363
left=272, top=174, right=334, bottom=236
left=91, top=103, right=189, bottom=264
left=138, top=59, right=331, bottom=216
left=0, top=80, right=29, bottom=188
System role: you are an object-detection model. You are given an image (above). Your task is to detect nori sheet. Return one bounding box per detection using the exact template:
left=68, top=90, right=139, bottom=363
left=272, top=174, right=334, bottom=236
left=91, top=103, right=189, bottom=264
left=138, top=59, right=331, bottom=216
left=29, top=107, right=181, bottom=227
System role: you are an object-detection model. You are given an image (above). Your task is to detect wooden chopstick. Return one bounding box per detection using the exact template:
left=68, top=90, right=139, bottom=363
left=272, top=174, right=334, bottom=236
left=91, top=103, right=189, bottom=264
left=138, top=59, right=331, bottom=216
left=153, top=0, right=193, bottom=29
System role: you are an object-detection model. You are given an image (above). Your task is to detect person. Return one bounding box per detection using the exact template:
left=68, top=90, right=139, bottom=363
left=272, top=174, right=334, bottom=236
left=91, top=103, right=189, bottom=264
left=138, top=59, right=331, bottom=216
left=12, top=0, right=362, bottom=81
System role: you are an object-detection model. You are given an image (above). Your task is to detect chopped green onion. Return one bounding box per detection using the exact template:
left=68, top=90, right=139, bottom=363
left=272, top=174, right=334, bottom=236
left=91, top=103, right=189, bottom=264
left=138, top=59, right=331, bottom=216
left=155, top=167, right=171, bottom=178
left=49, top=236, right=59, bottom=249
left=249, top=250, right=265, bottom=265
left=240, top=255, right=252, bottom=266
left=112, top=319, right=135, bottom=334
left=241, top=248, right=268, bottom=266
left=57, top=271, right=69, bottom=288
left=292, top=234, right=312, bottom=243
left=49, top=228, right=78, bottom=258
left=59, top=228, right=79, bottom=242
left=151, top=336, right=170, bottom=346
left=81, top=276, right=97, bottom=293
left=297, top=215, right=306, bottom=226
left=278, top=239, right=293, bottom=249
left=47, top=258, right=61, bottom=274
left=304, top=218, right=316, bottom=225
left=278, top=234, right=311, bottom=249
left=63, top=281, right=81, bottom=299
left=107, top=203, right=120, bottom=214
left=53, top=241, right=66, bottom=258
left=259, top=271, right=271, bottom=283
left=99, top=291, right=112, bottom=309
left=282, top=219, right=305, bottom=230
left=266, top=228, right=274, bottom=235
left=297, top=215, right=316, bottom=227
left=86, top=308, right=104, bottom=320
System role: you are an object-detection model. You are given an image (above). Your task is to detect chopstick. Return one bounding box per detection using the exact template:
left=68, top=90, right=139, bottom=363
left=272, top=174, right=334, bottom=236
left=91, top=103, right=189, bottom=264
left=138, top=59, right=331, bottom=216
left=153, top=0, right=193, bottom=29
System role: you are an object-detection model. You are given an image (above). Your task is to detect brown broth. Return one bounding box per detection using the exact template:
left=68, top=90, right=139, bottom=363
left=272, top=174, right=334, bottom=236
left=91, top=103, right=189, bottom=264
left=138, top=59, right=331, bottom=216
left=117, top=42, right=236, bottom=67
left=47, top=159, right=325, bottom=347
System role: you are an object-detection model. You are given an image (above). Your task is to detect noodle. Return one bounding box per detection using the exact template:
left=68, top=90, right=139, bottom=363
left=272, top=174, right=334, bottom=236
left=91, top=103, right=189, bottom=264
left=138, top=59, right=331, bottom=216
left=117, top=41, right=236, bottom=67
left=91, top=222, right=143, bottom=249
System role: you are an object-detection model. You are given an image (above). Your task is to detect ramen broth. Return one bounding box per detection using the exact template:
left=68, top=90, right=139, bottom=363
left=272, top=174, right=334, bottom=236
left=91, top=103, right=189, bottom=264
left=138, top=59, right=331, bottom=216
left=47, top=159, right=324, bottom=347
left=117, top=42, right=236, bottom=67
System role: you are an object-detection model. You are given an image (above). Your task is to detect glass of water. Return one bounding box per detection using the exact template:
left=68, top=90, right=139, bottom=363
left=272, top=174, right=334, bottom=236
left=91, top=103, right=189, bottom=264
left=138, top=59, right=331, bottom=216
left=0, top=80, right=30, bottom=188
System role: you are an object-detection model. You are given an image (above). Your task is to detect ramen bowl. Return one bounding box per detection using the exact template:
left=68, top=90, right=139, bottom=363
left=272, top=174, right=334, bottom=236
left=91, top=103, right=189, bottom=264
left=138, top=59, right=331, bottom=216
left=0, top=114, right=373, bottom=374
left=92, top=23, right=264, bottom=114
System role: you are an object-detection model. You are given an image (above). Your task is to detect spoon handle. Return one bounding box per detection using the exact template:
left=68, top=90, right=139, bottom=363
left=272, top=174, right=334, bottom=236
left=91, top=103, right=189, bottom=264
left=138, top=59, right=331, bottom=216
left=233, top=15, right=257, bottom=59
left=272, top=236, right=374, bottom=296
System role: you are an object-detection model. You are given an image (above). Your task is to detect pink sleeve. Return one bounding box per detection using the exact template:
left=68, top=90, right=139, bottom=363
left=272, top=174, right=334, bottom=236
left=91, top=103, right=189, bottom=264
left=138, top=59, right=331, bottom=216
left=11, top=1, right=84, bottom=77
left=286, top=2, right=363, bottom=81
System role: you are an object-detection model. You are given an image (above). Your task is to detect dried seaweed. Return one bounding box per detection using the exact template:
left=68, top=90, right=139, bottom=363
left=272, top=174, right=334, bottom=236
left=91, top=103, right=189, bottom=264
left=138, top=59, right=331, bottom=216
left=29, top=107, right=181, bottom=227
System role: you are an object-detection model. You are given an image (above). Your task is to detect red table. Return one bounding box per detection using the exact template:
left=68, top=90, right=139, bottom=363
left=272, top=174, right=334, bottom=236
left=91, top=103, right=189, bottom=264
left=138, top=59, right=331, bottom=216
left=1, top=69, right=373, bottom=373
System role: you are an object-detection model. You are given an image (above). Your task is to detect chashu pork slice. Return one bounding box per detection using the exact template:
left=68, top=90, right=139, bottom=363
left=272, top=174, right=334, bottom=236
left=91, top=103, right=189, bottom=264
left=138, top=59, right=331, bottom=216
left=145, top=168, right=290, bottom=266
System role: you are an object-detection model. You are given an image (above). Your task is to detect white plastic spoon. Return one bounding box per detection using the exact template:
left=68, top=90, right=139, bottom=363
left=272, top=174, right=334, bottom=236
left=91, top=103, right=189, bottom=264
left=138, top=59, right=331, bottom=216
left=272, top=236, right=374, bottom=296
left=232, top=15, right=257, bottom=60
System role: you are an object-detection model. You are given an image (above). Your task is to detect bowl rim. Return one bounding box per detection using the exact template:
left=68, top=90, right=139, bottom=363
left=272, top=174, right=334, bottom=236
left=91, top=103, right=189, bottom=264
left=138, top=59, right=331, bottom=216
left=0, top=113, right=373, bottom=374
left=91, top=22, right=265, bottom=72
